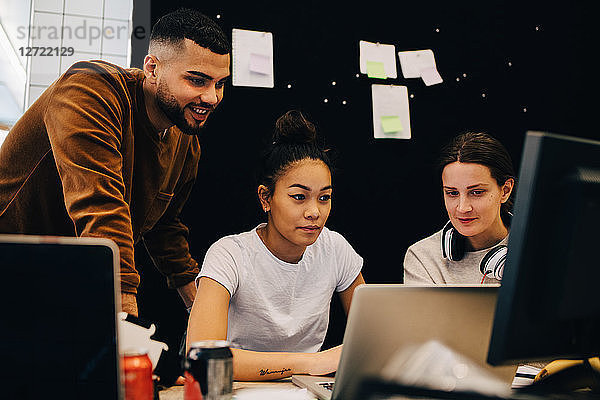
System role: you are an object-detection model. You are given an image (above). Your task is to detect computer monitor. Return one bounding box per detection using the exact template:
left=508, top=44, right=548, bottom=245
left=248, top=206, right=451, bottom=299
left=487, top=131, right=600, bottom=366
left=0, top=235, right=122, bottom=399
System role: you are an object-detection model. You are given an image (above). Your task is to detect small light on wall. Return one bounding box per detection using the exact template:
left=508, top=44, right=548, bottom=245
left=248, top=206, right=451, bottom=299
left=462, top=73, right=467, bottom=78
left=482, top=93, right=486, bottom=98
left=523, top=107, right=527, bottom=112
left=324, top=98, right=329, bottom=103
left=355, top=73, right=360, bottom=78
left=287, top=84, right=292, bottom=89
left=508, top=61, right=512, bottom=67
left=409, top=93, right=414, bottom=99
left=435, top=28, right=440, bottom=33
left=456, top=77, right=460, bottom=82
left=535, top=25, right=540, bottom=31
left=332, top=81, right=336, bottom=86
left=216, top=14, right=221, bottom=19
left=342, top=100, right=347, bottom=105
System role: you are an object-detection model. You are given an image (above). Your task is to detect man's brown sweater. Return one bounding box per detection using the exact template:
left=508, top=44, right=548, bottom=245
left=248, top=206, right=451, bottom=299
left=0, top=60, right=201, bottom=294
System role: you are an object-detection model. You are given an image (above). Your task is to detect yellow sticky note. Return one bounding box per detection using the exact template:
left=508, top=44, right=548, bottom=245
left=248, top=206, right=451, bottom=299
left=367, top=61, right=386, bottom=79
left=381, top=116, right=403, bottom=133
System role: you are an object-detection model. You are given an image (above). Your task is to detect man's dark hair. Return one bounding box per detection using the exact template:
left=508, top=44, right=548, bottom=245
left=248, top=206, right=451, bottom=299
left=150, top=8, right=230, bottom=54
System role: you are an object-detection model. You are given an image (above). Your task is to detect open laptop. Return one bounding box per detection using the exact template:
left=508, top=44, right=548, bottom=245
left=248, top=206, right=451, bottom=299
left=292, top=284, right=517, bottom=400
left=0, top=235, right=122, bottom=399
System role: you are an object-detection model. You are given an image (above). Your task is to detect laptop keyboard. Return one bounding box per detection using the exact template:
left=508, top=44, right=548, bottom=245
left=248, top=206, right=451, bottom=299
left=318, top=382, right=334, bottom=391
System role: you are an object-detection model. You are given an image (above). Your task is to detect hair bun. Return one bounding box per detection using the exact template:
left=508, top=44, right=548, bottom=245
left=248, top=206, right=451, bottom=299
left=273, top=110, right=316, bottom=145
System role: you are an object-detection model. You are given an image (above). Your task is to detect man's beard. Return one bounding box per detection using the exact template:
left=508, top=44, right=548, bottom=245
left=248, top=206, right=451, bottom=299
left=155, top=82, right=208, bottom=136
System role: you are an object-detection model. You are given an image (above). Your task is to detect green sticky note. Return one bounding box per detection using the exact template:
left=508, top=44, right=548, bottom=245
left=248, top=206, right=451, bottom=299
left=381, top=116, right=403, bottom=133
left=367, top=61, right=386, bottom=79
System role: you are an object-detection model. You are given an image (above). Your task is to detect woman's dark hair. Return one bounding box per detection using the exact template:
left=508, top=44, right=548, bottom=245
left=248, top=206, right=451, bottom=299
left=438, top=132, right=516, bottom=224
left=258, top=110, right=333, bottom=198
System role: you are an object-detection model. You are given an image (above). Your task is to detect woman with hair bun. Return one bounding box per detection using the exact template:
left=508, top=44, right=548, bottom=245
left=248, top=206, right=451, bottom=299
left=404, top=132, right=516, bottom=285
left=187, top=110, right=365, bottom=381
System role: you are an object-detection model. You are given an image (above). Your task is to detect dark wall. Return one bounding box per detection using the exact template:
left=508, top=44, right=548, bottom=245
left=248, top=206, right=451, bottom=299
left=136, top=0, right=597, bottom=359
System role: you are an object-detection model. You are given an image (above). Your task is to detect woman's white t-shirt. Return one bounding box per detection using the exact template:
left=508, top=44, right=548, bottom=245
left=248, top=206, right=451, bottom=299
left=196, top=223, right=363, bottom=353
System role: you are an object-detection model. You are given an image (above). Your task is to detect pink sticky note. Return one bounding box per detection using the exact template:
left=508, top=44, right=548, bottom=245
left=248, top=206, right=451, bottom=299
left=249, top=53, right=271, bottom=75
left=420, top=67, right=443, bottom=86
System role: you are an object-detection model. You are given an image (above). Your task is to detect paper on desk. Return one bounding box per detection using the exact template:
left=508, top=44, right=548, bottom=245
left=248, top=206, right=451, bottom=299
left=235, top=387, right=315, bottom=400
left=371, top=84, right=411, bottom=139
left=398, top=49, right=443, bottom=86
left=232, top=28, right=274, bottom=88
left=359, top=40, right=397, bottom=79
left=511, top=365, right=542, bottom=389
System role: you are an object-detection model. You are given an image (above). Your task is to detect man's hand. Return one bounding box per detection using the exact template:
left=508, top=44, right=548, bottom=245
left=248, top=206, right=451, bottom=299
left=121, top=292, right=138, bottom=317
left=177, top=281, right=197, bottom=309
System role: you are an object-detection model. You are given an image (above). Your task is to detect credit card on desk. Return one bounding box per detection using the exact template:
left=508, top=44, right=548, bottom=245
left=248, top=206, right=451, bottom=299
left=511, top=365, right=542, bottom=389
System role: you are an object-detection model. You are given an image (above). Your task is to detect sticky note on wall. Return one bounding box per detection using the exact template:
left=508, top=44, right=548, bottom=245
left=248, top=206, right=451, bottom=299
left=249, top=53, right=271, bottom=75
left=420, top=66, right=443, bottom=86
left=232, top=28, right=274, bottom=88
left=381, top=116, right=403, bottom=133
left=371, top=84, right=411, bottom=139
left=359, top=40, right=397, bottom=79
left=367, top=61, right=386, bottom=79
left=398, top=49, right=443, bottom=86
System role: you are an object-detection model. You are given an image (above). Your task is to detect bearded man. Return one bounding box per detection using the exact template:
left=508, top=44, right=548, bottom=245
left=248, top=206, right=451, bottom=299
left=0, top=8, right=230, bottom=317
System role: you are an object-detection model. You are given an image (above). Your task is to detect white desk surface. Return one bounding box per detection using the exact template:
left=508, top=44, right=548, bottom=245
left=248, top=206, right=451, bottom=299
left=159, top=378, right=296, bottom=400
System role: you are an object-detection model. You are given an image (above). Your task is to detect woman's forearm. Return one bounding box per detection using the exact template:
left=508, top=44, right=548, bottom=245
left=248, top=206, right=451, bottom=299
left=231, top=345, right=341, bottom=381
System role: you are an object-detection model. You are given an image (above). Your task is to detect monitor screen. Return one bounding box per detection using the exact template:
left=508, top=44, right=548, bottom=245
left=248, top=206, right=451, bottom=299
left=0, top=236, right=122, bottom=399
left=488, top=131, right=600, bottom=366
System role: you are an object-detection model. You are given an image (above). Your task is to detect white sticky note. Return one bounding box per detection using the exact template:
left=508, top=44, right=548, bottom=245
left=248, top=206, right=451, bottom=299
left=249, top=53, right=271, bottom=75
left=420, top=66, right=443, bottom=86
left=232, top=28, right=274, bottom=88
left=398, top=49, right=438, bottom=79
left=359, top=40, right=397, bottom=79
left=371, top=84, right=411, bottom=139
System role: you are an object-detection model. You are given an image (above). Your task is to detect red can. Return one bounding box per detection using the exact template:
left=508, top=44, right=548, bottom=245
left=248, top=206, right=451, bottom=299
left=122, top=348, right=153, bottom=400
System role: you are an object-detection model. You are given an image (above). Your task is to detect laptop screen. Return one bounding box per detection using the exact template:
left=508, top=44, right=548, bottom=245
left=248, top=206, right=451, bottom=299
left=0, top=236, right=121, bottom=399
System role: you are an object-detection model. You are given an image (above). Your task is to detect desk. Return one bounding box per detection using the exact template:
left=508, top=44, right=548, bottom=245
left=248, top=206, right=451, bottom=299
left=159, top=379, right=297, bottom=400
left=158, top=367, right=540, bottom=399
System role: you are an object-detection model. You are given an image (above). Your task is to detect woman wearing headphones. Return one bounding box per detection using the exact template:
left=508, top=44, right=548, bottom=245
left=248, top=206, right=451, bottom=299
left=187, top=110, right=364, bottom=381
left=403, top=132, right=516, bottom=284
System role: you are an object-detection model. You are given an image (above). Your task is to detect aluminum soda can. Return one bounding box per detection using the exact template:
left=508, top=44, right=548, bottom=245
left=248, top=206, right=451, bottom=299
left=122, top=348, right=153, bottom=400
left=184, top=340, right=233, bottom=400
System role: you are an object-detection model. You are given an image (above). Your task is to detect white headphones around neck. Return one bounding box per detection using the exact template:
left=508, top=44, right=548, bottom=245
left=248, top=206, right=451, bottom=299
left=441, top=216, right=510, bottom=281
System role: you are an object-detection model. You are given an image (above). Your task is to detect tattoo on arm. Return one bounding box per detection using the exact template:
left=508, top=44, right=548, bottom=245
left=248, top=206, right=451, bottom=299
left=259, top=367, right=292, bottom=376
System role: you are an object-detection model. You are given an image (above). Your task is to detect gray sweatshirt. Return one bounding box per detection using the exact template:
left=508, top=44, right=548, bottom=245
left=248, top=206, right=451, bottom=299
left=403, top=229, right=508, bottom=285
